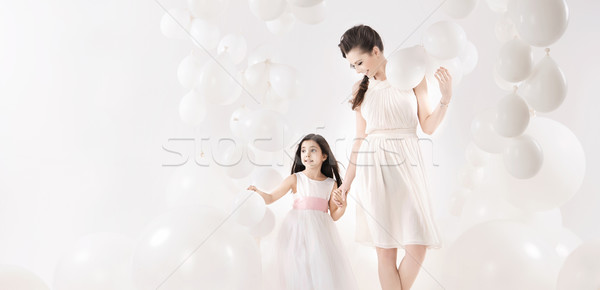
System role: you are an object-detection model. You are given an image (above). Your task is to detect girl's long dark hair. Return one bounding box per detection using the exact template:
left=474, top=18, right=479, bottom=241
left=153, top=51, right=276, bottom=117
left=338, top=24, right=384, bottom=111
left=291, top=134, right=342, bottom=187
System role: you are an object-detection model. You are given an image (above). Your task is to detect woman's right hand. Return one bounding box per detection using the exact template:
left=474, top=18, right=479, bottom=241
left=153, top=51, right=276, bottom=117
left=247, top=185, right=258, bottom=192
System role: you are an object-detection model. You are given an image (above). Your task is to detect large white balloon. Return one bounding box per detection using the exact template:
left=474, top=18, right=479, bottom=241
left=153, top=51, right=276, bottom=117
left=160, top=8, right=192, bottom=40
left=248, top=208, right=276, bottom=237
left=230, top=106, right=253, bottom=143
left=495, top=16, right=518, bottom=43
left=249, top=0, right=287, bottom=21
left=287, top=0, right=323, bottom=7
left=246, top=109, right=290, bottom=152
left=178, top=54, right=204, bottom=89
left=189, top=18, right=221, bottom=50
left=423, top=21, right=467, bottom=60
left=557, top=241, right=600, bottom=290
left=268, top=63, right=298, bottom=99
left=502, top=134, right=543, bottom=179
left=179, top=90, right=207, bottom=127
left=496, top=38, right=533, bottom=83
left=386, top=45, right=428, bottom=90
left=218, top=34, right=247, bottom=65
left=554, top=227, right=582, bottom=262
left=188, top=0, right=230, bottom=19
left=458, top=41, right=478, bottom=75
left=471, top=108, right=509, bottom=154
left=53, top=233, right=136, bottom=290
left=485, top=118, right=585, bottom=211
left=445, top=220, right=561, bottom=290
left=486, top=0, right=508, bottom=13
left=442, top=0, right=477, bottom=18
left=232, top=190, right=267, bottom=227
left=520, top=52, right=567, bottom=113
left=266, top=10, right=296, bottom=35
left=507, top=0, right=569, bottom=47
left=196, top=53, right=242, bottom=105
left=0, top=265, right=50, bottom=290
left=458, top=190, right=523, bottom=232
left=251, top=167, right=284, bottom=192
left=132, top=206, right=263, bottom=290
left=493, top=92, right=530, bottom=137
left=465, top=141, right=491, bottom=168
left=290, top=1, right=327, bottom=25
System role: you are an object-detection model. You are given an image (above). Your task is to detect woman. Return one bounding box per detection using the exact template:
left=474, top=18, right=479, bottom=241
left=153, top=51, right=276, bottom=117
left=334, top=24, right=451, bottom=290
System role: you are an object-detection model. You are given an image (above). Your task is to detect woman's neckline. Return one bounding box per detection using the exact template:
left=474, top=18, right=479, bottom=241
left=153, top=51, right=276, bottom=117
left=300, top=171, right=329, bottom=182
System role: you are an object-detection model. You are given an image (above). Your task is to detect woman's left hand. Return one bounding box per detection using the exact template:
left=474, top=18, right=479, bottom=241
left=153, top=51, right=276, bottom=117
left=435, top=67, right=453, bottom=102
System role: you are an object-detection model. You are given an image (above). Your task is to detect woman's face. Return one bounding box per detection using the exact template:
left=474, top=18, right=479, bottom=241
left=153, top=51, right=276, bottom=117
left=345, top=46, right=382, bottom=78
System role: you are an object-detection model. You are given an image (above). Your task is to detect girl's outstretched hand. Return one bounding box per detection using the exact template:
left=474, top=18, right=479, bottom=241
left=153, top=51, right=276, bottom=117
left=247, top=185, right=258, bottom=192
left=435, top=66, right=453, bottom=102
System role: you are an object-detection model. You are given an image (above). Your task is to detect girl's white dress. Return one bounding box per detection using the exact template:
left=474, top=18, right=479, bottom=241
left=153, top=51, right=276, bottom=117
left=353, top=78, right=443, bottom=249
left=276, top=171, right=358, bottom=290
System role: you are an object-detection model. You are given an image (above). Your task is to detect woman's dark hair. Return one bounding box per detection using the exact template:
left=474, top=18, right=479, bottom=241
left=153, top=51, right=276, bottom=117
left=338, top=25, right=384, bottom=110
left=291, top=134, right=342, bottom=187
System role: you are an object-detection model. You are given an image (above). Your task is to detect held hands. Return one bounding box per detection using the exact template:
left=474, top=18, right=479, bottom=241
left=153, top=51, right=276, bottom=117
left=434, top=67, right=453, bottom=103
left=332, top=183, right=350, bottom=208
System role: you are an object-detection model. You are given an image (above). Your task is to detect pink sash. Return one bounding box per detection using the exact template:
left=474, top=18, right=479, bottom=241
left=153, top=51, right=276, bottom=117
left=293, top=196, right=328, bottom=213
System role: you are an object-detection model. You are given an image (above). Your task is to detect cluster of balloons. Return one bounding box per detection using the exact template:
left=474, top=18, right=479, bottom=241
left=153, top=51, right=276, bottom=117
left=386, top=20, right=478, bottom=101
left=250, top=0, right=328, bottom=34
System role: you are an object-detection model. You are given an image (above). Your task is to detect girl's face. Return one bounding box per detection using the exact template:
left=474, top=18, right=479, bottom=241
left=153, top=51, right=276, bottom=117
left=300, top=140, right=327, bottom=169
left=345, top=46, right=382, bottom=78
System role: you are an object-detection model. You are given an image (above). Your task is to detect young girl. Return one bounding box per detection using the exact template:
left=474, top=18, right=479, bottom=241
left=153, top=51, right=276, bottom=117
left=247, top=133, right=358, bottom=290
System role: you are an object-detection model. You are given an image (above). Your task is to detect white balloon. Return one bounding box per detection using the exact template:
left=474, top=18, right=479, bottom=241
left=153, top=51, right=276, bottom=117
left=249, top=0, right=287, bottom=21
left=557, top=241, right=600, bottom=290
left=554, top=227, right=582, bottom=262
left=290, top=1, right=327, bottom=25
left=178, top=54, right=204, bottom=89
left=286, top=0, right=323, bottom=7
left=216, top=141, right=256, bottom=179
left=247, top=109, right=290, bottom=152
left=423, top=21, right=467, bottom=60
left=165, top=165, right=238, bottom=211
left=232, top=190, right=267, bottom=227
left=251, top=167, right=283, bottom=192
left=486, top=0, right=508, bottom=13
left=263, top=86, right=291, bottom=113
left=507, top=0, right=569, bottom=47
left=495, top=17, right=518, bottom=43
left=160, top=8, right=192, bottom=39
left=266, top=10, right=296, bottom=35
left=0, top=265, right=49, bottom=290
left=458, top=41, right=478, bottom=75
left=268, top=63, right=298, bottom=99
left=132, top=206, right=263, bottom=290
left=502, top=134, right=543, bottom=179
left=249, top=208, right=276, bottom=237
left=471, top=108, right=509, bottom=154
left=493, top=63, right=519, bottom=91
left=188, top=0, right=230, bottom=19
left=445, top=220, right=561, bottom=290
left=196, top=53, right=242, bottom=105
left=386, top=45, right=428, bottom=90
left=520, top=52, right=567, bottom=113
left=189, top=18, right=221, bottom=50
left=230, top=106, right=253, bottom=143
left=496, top=38, right=533, bottom=83
left=458, top=165, right=485, bottom=189
left=218, top=34, right=247, bottom=65
left=465, top=141, right=491, bottom=167
left=243, top=61, right=270, bottom=98
left=449, top=188, right=472, bottom=217
left=442, top=0, right=477, bottom=18
left=53, top=233, right=136, bottom=290
left=179, top=90, right=207, bottom=127
left=493, top=92, right=530, bottom=137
